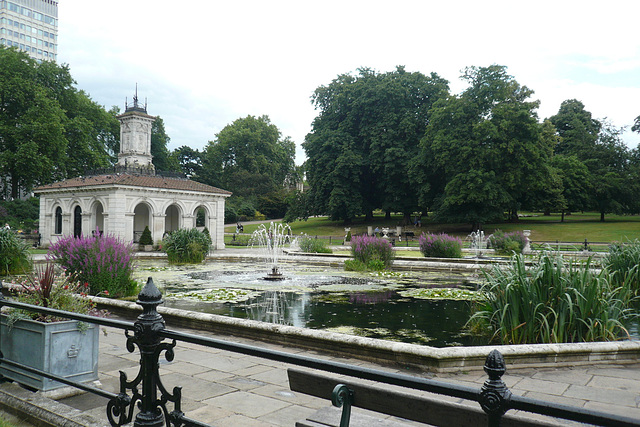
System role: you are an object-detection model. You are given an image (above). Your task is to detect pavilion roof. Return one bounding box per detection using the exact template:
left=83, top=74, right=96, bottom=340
left=34, top=173, right=232, bottom=196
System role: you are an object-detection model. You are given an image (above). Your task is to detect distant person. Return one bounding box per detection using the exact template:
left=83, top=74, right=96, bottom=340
left=3, top=223, right=9, bottom=230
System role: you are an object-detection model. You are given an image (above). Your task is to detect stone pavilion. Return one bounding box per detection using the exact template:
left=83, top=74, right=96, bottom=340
left=35, top=96, right=231, bottom=249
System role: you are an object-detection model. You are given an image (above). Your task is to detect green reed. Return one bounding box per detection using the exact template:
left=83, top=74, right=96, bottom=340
left=468, top=252, right=637, bottom=344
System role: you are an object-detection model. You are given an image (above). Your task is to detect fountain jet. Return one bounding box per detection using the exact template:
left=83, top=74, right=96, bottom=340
left=250, top=222, right=292, bottom=280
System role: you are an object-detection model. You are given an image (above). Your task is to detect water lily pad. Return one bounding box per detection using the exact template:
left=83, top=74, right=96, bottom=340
left=399, top=288, right=481, bottom=301
left=168, top=288, right=256, bottom=303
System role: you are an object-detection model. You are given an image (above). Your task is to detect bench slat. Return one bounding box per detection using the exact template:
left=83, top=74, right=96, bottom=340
left=288, top=368, right=558, bottom=427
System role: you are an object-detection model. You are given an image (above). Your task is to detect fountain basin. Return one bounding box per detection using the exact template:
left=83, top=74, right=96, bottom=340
left=94, top=295, right=640, bottom=373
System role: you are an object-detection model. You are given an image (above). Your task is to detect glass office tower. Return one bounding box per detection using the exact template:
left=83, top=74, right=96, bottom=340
left=0, top=0, right=58, bottom=61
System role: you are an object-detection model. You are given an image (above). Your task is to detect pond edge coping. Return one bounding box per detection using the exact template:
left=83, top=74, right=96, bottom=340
left=93, top=296, right=640, bottom=373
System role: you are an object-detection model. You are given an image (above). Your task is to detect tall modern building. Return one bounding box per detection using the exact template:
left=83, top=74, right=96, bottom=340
left=0, top=0, right=58, bottom=61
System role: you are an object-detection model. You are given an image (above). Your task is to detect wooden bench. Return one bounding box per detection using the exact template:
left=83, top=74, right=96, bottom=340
left=287, top=368, right=558, bottom=427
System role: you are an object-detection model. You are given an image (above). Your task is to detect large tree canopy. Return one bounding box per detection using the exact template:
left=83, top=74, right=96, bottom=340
left=549, top=99, right=601, bottom=159
left=416, top=65, right=555, bottom=229
left=303, top=66, right=450, bottom=223
left=150, top=117, right=180, bottom=172
left=549, top=102, right=634, bottom=221
left=0, top=47, right=119, bottom=198
left=201, top=115, right=296, bottom=217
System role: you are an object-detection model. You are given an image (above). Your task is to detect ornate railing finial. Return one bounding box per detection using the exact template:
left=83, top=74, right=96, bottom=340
left=480, top=349, right=512, bottom=426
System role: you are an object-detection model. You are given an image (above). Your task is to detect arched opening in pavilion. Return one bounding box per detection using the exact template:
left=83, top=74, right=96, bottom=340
left=133, top=203, right=151, bottom=243
left=73, top=206, right=82, bottom=237
left=164, top=204, right=181, bottom=234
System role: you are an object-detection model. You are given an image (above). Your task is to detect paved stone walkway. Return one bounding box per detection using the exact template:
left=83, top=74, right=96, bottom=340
left=30, top=321, right=637, bottom=427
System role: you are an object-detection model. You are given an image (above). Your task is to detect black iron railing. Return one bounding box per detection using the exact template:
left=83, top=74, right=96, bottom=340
left=0, top=278, right=638, bottom=427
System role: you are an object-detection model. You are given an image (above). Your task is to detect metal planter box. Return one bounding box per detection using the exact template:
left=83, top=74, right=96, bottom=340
left=0, top=316, right=99, bottom=391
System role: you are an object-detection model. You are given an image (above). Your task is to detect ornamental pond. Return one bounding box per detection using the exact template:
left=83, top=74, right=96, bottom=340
left=134, top=256, right=487, bottom=348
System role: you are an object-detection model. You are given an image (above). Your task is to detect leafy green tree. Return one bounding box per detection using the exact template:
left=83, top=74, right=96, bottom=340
left=203, top=115, right=294, bottom=191
left=172, top=146, right=202, bottom=178
left=550, top=102, right=633, bottom=221
left=549, top=155, right=590, bottom=221
left=588, top=121, right=633, bottom=221
left=549, top=99, right=600, bottom=159
left=201, top=115, right=295, bottom=217
left=304, top=66, right=449, bottom=223
left=631, top=115, right=640, bottom=134
left=63, top=92, right=119, bottom=176
left=0, top=47, right=120, bottom=198
left=151, top=117, right=179, bottom=172
left=416, top=65, right=554, bottom=229
left=34, top=59, right=117, bottom=177
left=0, top=48, right=66, bottom=198
left=0, top=197, right=40, bottom=230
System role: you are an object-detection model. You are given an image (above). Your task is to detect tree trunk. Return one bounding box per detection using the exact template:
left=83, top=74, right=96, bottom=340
left=544, top=209, right=551, bottom=216
left=365, top=210, right=373, bottom=221
left=600, top=211, right=605, bottom=222
left=385, top=211, right=391, bottom=220
left=403, top=213, right=411, bottom=225
left=561, top=210, right=565, bottom=223
left=10, top=179, right=18, bottom=200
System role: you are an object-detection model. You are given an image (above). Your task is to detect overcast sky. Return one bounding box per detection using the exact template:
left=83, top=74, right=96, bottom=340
left=58, top=0, right=640, bottom=164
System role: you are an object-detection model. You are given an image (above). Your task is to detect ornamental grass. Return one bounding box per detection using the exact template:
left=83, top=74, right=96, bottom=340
left=604, top=239, right=640, bottom=292
left=164, top=228, right=212, bottom=264
left=0, top=228, right=31, bottom=275
left=467, top=252, right=637, bottom=344
left=47, top=231, right=136, bottom=298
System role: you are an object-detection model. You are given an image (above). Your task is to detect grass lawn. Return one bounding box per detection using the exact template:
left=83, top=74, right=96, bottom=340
left=226, top=212, right=640, bottom=245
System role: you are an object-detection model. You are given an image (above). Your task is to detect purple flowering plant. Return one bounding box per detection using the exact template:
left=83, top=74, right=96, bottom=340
left=47, top=230, right=136, bottom=298
left=419, top=233, right=463, bottom=258
left=487, top=230, right=526, bottom=254
left=350, top=235, right=394, bottom=269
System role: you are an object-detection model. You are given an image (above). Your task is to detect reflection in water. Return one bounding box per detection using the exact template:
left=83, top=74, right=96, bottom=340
left=166, top=289, right=480, bottom=347
left=148, top=258, right=639, bottom=347
left=349, top=291, right=394, bottom=304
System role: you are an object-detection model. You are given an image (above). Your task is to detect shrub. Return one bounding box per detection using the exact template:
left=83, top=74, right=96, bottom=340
left=225, top=207, right=238, bottom=224
left=487, top=230, right=526, bottom=254
left=239, top=203, right=256, bottom=218
left=228, top=234, right=250, bottom=246
left=47, top=232, right=136, bottom=298
left=467, top=252, right=636, bottom=344
left=0, top=228, right=31, bottom=275
left=297, top=235, right=332, bottom=254
left=164, top=228, right=212, bottom=264
left=419, top=233, right=462, bottom=258
left=139, top=226, right=153, bottom=246
left=344, top=259, right=366, bottom=271
left=605, top=240, right=640, bottom=291
left=350, top=235, right=394, bottom=269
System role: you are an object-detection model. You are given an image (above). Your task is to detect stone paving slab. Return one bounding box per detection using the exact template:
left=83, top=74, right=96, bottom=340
left=2, top=320, right=640, bottom=426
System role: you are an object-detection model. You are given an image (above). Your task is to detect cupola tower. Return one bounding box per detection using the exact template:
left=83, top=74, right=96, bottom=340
left=117, top=88, right=155, bottom=171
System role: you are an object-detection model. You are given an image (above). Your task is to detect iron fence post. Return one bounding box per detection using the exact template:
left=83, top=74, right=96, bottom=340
left=480, top=349, right=511, bottom=427
left=133, top=277, right=166, bottom=427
